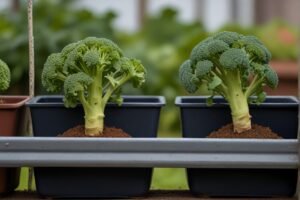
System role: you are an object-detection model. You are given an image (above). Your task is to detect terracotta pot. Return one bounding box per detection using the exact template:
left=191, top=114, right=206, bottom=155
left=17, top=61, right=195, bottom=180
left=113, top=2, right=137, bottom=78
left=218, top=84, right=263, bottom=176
left=0, top=96, right=29, bottom=194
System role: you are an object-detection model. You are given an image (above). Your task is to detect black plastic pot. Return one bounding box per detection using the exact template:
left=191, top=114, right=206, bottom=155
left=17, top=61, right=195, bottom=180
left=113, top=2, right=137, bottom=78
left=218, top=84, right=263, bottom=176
left=176, top=96, right=298, bottom=197
left=26, top=95, right=165, bottom=198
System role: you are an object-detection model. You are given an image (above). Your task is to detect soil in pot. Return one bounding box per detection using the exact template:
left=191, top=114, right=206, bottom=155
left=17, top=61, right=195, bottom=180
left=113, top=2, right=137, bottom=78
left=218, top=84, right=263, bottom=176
left=59, top=125, right=131, bottom=138
left=207, top=123, right=281, bottom=139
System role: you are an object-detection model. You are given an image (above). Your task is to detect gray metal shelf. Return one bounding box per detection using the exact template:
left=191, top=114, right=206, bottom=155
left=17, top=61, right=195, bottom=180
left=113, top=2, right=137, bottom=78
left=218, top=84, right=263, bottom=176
left=0, top=137, right=298, bottom=169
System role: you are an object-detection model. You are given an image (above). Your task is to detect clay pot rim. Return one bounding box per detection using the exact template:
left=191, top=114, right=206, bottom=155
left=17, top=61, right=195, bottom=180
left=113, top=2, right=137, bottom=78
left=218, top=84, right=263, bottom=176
left=0, top=96, right=30, bottom=109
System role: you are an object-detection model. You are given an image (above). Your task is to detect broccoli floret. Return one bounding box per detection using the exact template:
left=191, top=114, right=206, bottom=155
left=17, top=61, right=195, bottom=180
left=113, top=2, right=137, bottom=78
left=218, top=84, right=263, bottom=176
left=179, top=60, right=198, bottom=93
left=42, top=37, right=146, bottom=136
left=0, top=59, right=10, bottom=92
left=179, top=31, right=278, bottom=133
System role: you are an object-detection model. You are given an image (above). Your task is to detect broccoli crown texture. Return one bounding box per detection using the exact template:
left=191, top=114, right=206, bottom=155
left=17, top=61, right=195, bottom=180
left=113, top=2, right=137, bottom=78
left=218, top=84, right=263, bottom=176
left=179, top=31, right=279, bottom=133
left=180, top=31, right=278, bottom=102
left=0, top=59, right=10, bottom=92
left=42, top=37, right=146, bottom=135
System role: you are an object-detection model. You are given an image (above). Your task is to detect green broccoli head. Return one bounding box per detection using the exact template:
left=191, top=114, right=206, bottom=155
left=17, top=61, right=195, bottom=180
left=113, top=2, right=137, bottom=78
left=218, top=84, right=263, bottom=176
left=42, top=37, right=146, bottom=136
left=63, top=72, right=93, bottom=108
left=179, top=31, right=279, bottom=133
left=0, top=59, right=10, bottom=92
left=42, top=53, right=64, bottom=92
left=179, top=60, right=198, bottom=93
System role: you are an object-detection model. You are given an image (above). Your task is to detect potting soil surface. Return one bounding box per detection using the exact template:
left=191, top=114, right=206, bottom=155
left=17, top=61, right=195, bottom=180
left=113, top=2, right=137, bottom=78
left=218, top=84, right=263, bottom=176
left=0, top=191, right=296, bottom=200
left=59, top=125, right=131, bottom=137
left=207, top=123, right=281, bottom=139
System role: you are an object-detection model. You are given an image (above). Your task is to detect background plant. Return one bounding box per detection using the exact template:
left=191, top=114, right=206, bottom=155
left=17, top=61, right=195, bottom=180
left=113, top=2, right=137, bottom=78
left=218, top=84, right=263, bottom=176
left=0, top=58, right=10, bottom=92
left=119, top=8, right=209, bottom=132
left=0, top=0, right=117, bottom=94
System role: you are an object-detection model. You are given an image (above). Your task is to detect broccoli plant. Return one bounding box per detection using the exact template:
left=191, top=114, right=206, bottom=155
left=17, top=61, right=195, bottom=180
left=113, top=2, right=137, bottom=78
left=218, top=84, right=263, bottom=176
left=42, top=37, right=146, bottom=136
left=179, top=31, right=278, bottom=133
left=0, top=59, right=10, bottom=92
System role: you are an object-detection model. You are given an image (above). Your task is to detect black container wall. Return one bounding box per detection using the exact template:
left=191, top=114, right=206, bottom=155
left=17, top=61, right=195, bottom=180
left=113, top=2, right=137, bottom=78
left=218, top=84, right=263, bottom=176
left=26, top=95, right=165, bottom=198
left=176, top=96, right=298, bottom=197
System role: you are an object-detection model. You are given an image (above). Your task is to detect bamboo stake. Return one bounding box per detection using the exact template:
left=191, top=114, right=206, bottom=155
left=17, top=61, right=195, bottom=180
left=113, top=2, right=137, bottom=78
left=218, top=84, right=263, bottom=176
left=138, top=0, right=147, bottom=28
left=27, top=0, right=34, bottom=191
left=296, top=22, right=300, bottom=200
left=28, top=0, right=34, bottom=98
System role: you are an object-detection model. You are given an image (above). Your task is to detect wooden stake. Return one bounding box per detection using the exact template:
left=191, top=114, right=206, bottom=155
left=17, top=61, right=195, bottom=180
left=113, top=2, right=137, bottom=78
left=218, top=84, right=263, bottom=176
left=138, top=0, right=147, bottom=28
left=297, top=19, right=300, bottom=200
left=28, top=0, right=34, bottom=97
left=27, top=0, right=34, bottom=191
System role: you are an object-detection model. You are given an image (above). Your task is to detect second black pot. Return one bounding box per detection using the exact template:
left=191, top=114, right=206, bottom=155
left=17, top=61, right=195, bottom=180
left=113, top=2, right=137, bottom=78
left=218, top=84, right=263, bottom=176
left=176, top=96, right=298, bottom=197
left=26, top=95, right=165, bottom=198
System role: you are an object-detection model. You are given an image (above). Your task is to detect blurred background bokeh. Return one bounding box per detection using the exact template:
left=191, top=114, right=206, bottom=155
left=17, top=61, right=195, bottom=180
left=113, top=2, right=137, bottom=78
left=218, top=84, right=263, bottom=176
left=0, top=0, right=299, bottom=190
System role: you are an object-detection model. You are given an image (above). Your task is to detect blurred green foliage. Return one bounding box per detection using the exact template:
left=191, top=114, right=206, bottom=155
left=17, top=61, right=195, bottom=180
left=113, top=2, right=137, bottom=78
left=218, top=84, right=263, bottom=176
left=0, top=0, right=117, bottom=94
left=119, top=8, right=209, bottom=131
left=256, top=21, right=299, bottom=60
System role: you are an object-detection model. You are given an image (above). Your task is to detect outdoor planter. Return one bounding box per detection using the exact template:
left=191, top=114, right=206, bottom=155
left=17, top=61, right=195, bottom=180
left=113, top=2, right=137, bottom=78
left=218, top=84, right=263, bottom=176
left=0, top=96, right=29, bottom=194
left=176, top=96, right=298, bottom=197
left=26, top=95, right=165, bottom=198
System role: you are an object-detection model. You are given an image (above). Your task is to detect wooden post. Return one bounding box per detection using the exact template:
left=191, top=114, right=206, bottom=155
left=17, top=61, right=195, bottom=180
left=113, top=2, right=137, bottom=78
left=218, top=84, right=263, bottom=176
left=28, top=0, right=34, bottom=98
left=27, top=0, right=34, bottom=191
left=296, top=84, right=299, bottom=200
left=11, top=0, right=20, bottom=13
left=297, top=15, right=300, bottom=200
left=297, top=23, right=300, bottom=200
left=138, top=0, right=147, bottom=28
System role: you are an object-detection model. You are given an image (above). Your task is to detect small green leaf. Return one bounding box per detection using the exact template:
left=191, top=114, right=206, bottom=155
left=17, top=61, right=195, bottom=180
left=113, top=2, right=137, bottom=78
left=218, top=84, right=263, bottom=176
left=249, top=90, right=266, bottom=105
left=105, top=74, right=119, bottom=87
left=206, top=95, right=214, bottom=106
left=256, top=91, right=266, bottom=104
left=109, top=88, right=123, bottom=105
left=208, top=76, right=222, bottom=90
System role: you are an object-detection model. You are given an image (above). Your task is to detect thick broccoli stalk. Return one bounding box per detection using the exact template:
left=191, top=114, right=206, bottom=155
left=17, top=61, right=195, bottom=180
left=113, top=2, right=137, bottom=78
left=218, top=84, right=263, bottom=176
left=0, top=59, right=10, bottom=92
left=179, top=32, right=278, bottom=133
left=42, top=37, right=146, bottom=136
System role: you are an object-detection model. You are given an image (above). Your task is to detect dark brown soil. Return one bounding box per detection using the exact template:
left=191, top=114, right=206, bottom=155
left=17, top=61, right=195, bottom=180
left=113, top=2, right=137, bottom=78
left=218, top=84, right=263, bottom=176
left=59, top=125, right=131, bottom=138
left=207, top=123, right=282, bottom=139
